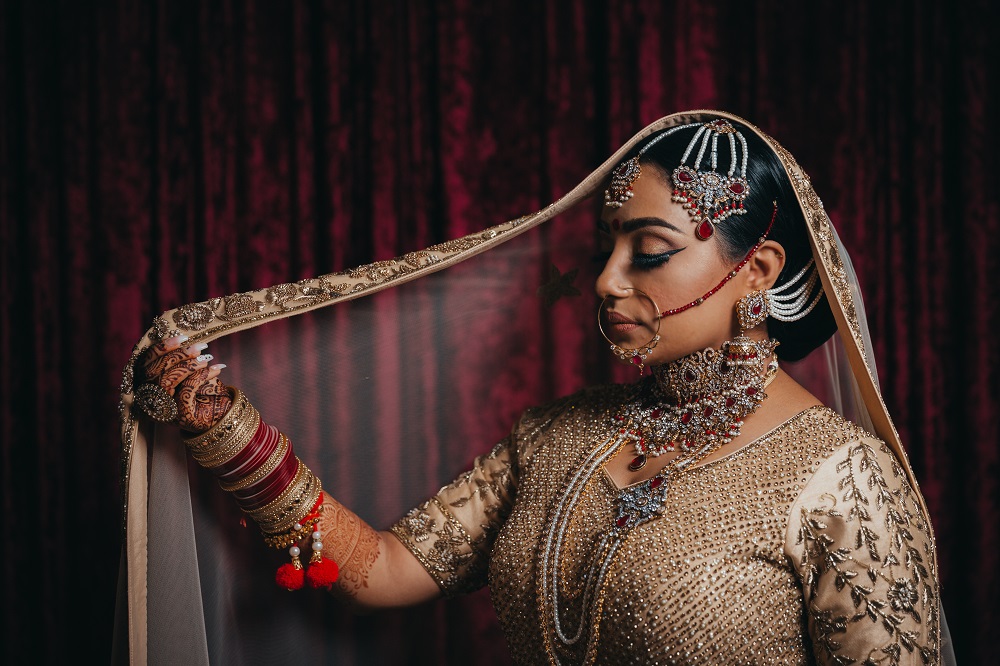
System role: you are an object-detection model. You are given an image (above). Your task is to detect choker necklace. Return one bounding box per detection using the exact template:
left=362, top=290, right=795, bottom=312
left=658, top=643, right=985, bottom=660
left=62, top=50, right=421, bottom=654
left=539, top=336, right=778, bottom=665
left=614, top=335, right=779, bottom=471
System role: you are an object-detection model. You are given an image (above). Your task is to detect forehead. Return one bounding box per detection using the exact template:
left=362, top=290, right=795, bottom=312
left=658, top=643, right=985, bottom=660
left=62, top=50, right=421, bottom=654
left=599, top=168, right=688, bottom=225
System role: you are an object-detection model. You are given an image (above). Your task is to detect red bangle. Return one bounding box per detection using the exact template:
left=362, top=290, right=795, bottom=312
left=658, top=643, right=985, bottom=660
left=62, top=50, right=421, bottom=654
left=215, top=422, right=279, bottom=480
left=234, top=447, right=298, bottom=509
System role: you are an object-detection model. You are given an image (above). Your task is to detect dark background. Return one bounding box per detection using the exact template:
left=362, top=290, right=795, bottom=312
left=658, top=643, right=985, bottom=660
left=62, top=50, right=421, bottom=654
left=1, top=0, right=996, bottom=662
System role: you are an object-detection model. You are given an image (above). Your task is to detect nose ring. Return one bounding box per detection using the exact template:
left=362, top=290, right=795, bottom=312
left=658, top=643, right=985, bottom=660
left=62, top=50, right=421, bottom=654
left=597, top=287, right=662, bottom=375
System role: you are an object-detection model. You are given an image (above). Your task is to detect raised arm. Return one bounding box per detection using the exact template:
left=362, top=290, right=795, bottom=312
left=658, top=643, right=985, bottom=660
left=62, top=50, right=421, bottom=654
left=140, top=336, right=441, bottom=609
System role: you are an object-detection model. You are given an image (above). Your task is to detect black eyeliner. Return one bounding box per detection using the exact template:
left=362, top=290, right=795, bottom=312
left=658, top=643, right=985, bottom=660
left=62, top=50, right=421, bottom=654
left=632, top=247, right=685, bottom=269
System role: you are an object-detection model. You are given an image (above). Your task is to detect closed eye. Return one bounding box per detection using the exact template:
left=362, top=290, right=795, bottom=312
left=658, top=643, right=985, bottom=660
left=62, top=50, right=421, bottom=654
left=633, top=248, right=684, bottom=269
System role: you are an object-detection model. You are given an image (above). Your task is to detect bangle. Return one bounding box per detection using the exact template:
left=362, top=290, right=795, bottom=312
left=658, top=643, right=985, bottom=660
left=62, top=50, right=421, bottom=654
left=193, top=408, right=261, bottom=468
left=184, top=387, right=252, bottom=455
left=214, top=420, right=276, bottom=479
left=218, top=432, right=289, bottom=492
left=235, top=448, right=299, bottom=509
left=265, top=475, right=323, bottom=535
left=185, top=386, right=338, bottom=591
left=246, top=463, right=321, bottom=533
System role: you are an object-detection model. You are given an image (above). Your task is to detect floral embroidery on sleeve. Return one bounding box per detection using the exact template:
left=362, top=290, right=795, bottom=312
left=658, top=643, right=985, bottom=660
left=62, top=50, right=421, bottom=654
left=795, top=440, right=939, bottom=665
left=390, top=436, right=518, bottom=596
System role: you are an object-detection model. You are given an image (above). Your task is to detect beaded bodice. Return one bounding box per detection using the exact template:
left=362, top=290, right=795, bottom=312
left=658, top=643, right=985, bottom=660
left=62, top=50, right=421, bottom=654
left=391, top=384, right=940, bottom=665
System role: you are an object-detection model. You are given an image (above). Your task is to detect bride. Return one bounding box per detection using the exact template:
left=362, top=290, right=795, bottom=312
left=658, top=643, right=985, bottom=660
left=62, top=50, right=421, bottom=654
left=121, top=111, right=945, bottom=665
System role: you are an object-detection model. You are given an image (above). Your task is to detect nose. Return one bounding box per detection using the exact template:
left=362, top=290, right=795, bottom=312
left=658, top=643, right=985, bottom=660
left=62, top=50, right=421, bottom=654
left=594, top=250, right=632, bottom=300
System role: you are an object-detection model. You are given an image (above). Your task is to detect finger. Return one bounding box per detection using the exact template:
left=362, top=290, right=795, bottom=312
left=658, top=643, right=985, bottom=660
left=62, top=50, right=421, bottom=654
left=176, top=367, right=211, bottom=429
left=146, top=335, right=191, bottom=363
left=159, top=353, right=214, bottom=395
left=177, top=366, right=212, bottom=400
left=177, top=370, right=232, bottom=433
left=144, top=342, right=207, bottom=379
left=197, top=375, right=228, bottom=396
left=205, top=363, right=227, bottom=382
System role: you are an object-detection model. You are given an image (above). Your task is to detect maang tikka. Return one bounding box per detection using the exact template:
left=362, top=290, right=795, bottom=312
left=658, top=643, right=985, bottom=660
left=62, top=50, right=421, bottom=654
left=604, top=119, right=752, bottom=241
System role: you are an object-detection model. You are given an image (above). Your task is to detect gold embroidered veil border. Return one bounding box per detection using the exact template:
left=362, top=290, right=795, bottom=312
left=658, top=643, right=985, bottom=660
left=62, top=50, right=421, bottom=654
left=115, top=110, right=938, bottom=664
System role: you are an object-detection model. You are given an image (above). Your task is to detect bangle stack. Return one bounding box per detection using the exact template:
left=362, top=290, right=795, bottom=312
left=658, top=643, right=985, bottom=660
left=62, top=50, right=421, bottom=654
left=183, top=387, right=339, bottom=591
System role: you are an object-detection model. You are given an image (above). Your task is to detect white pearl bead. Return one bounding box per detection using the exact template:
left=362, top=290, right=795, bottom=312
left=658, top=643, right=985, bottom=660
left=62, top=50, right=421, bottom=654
left=312, top=540, right=324, bottom=551
left=312, top=531, right=321, bottom=540
left=289, top=545, right=300, bottom=557
left=293, top=523, right=303, bottom=531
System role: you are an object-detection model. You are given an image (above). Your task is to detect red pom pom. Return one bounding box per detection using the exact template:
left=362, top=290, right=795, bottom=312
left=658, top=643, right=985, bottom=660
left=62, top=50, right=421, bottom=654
left=305, top=557, right=339, bottom=589
left=275, top=563, right=305, bottom=591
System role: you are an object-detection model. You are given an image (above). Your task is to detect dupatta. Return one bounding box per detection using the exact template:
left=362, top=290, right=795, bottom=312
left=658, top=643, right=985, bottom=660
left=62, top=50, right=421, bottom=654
left=115, top=111, right=947, bottom=664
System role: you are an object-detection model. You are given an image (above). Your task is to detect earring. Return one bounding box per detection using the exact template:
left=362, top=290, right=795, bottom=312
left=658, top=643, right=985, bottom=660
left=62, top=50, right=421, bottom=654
left=736, top=290, right=770, bottom=333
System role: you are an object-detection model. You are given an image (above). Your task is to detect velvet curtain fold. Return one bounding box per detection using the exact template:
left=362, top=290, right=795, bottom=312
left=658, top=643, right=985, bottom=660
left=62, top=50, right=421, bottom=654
left=1, top=1, right=995, bottom=662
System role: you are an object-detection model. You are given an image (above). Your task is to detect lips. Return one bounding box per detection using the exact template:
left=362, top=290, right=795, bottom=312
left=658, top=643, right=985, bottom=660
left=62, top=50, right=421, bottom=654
left=604, top=309, right=642, bottom=334
left=605, top=310, right=639, bottom=325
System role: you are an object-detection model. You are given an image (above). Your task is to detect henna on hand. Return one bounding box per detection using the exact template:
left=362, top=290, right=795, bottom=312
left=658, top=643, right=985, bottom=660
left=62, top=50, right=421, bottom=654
left=143, top=345, right=205, bottom=394
left=176, top=370, right=232, bottom=433
left=318, top=493, right=381, bottom=599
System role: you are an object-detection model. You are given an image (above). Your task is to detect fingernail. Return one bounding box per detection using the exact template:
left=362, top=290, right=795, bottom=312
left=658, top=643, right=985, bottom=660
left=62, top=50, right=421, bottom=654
left=184, top=343, right=209, bottom=355
left=164, top=335, right=189, bottom=348
left=196, top=354, right=214, bottom=363
left=209, top=363, right=227, bottom=371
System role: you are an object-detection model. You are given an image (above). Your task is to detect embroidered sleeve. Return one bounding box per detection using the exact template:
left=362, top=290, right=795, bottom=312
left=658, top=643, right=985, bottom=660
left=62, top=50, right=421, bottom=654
left=389, top=397, right=573, bottom=596
left=786, top=437, right=940, bottom=665
left=389, top=435, right=517, bottom=596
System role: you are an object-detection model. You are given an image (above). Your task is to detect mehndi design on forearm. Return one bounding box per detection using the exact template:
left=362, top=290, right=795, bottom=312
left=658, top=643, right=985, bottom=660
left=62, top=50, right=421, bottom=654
left=319, top=494, right=381, bottom=598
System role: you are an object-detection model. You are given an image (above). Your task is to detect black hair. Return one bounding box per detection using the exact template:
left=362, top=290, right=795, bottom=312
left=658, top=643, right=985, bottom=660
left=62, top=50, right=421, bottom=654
left=629, top=117, right=837, bottom=361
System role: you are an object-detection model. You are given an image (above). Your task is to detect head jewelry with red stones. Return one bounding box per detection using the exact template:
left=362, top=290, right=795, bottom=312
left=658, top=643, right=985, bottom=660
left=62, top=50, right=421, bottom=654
left=604, top=119, right=752, bottom=241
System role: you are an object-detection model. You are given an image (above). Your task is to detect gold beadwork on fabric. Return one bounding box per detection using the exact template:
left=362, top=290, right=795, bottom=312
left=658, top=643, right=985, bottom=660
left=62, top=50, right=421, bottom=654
left=391, top=386, right=939, bottom=664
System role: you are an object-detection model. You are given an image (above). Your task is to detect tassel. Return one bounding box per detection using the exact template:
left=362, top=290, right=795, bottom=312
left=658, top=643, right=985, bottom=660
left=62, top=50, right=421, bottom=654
left=275, top=546, right=305, bottom=590
left=305, top=528, right=339, bottom=589
left=306, top=556, right=339, bottom=588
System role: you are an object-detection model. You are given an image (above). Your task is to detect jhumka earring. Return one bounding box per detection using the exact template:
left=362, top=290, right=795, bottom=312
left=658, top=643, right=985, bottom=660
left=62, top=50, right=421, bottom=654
left=598, top=288, right=662, bottom=375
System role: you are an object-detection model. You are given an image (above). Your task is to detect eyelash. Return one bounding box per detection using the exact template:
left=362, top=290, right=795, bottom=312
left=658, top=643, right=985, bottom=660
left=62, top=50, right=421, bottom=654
left=632, top=249, right=683, bottom=270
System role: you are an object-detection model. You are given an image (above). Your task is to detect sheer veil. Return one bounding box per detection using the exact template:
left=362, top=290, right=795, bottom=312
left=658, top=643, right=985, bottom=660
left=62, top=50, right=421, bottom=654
left=114, top=111, right=951, bottom=664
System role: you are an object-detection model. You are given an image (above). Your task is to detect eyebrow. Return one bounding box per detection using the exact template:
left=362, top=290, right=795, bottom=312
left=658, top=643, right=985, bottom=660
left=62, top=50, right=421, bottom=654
left=597, top=217, right=685, bottom=235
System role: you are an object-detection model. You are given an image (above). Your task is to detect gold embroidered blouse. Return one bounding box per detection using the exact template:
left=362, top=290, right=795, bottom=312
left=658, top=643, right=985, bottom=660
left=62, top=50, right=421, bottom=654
left=391, top=385, right=940, bottom=665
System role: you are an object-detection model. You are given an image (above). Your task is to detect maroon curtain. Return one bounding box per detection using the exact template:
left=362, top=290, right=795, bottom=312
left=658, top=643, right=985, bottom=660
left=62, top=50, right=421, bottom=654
left=1, top=1, right=995, bottom=662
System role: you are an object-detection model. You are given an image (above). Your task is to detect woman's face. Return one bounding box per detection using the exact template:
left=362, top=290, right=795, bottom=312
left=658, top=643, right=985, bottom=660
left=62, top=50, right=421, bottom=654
left=596, top=166, right=748, bottom=365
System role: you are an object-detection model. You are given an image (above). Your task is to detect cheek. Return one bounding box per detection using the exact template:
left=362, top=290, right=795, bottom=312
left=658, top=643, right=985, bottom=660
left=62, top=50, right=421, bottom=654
left=645, top=255, right=729, bottom=311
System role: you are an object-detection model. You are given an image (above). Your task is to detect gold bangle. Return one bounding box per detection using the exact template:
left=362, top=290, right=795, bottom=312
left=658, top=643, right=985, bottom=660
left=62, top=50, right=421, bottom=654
left=255, top=470, right=317, bottom=533
left=184, top=387, right=250, bottom=453
left=247, top=463, right=322, bottom=533
left=262, top=514, right=322, bottom=550
left=189, top=398, right=255, bottom=461
left=193, top=408, right=261, bottom=468
left=245, top=460, right=308, bottom=522
left=264, top=477, right=323, bottom=536
left=218, top=433, right=291, bottom=493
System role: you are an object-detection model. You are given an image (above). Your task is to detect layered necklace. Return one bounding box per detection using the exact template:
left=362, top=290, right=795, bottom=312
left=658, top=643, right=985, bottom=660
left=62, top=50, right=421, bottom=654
left=538, top=335, right=779, bottom=666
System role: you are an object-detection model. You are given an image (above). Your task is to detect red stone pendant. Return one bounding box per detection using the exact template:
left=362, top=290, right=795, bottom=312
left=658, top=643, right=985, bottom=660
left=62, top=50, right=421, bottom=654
left=628, top=454, right=647, bottom=471
left=696, top=219, right=715, bottom=240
